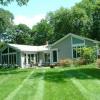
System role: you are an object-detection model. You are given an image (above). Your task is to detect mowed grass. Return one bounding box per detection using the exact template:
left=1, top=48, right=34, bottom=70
left=0, top=65, right=100, bottom=100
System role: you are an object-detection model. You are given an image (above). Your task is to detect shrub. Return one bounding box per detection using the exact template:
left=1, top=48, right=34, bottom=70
left=73, top=58, right=87, bottom=66
left=59, top=59, right=72, bottom=67
left=96, top=59, right=100, bottom=68
left=77, top=47, right=96, bottom=64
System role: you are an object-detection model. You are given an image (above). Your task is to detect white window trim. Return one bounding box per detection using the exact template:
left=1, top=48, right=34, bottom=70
left=72, top=45, right=84, bottom=59
left=71, top=36, right=86, bottom=59
left=71, top=36, right=73, bottom=58
left=72, top=43, right=85, bottom=47
left=1, top=53, right=17, bottom=65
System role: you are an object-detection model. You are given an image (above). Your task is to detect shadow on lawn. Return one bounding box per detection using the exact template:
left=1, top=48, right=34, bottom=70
left=0, top=69, right=28, bottom=75
left=29, top=67, right=100, bottom=83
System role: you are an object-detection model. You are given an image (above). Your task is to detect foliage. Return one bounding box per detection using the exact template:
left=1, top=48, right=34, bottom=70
left=39, top=0, right=99, bottom=44
left=46, top=8, right=72, bottom=43
left=0, top=8, right=14, bottom=42
left=59, top=59, right=72, bottom=67
left=0, top=0, right=29, bottom=6
left=78, top=47, right=96, bottom=63
left=12, top=24, right=33, bottom=45
left=0, top=42, right=5, bottom=49
left=91, top=1, right=100, bottom=40
left=70, top=7, right=91, bottom=36
left=0, top=0, right=100, bottom=46
left=32, top=19, right=53, bottom=45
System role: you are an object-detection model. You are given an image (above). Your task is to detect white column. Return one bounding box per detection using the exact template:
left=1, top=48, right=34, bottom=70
left=50, top=51, right=52, bottom=65
left=34, top=54, right=36, bottom=65
left=43, top=53, right=45, bottom=64
left=20, top=53, right=25, bottom=68
left=96, top=44, right=99, bottom=59
left=26, top=54, right=28, bottom=66
left=8, top=47, right=9, bottom=65
left=38, top=53, right=43, bottom=66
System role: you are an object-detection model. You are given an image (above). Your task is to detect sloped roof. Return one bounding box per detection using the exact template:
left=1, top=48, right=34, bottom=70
left=51, top=33, right=100, bottom=46
left=8, top=44, right=49, bottom=52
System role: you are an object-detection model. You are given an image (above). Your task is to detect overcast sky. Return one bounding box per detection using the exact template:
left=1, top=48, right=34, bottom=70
left=0, top=0, right=81, bottom=28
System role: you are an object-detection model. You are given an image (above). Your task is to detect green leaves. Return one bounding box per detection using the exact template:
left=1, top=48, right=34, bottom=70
left=0, top=8, right=14, bottom=42
left=12, top=24, right=32, bottom=45
left=32, top=19, right=53, bottom=45
left=91, top=1, right=100, bottom=40
left=0, top=0, right=29, bottom=6
left=77, top=47, right=96, bottom=63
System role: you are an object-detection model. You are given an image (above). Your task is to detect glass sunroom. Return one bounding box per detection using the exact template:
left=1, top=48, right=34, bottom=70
left=1, top=47, right=17, bottom=66
left=0, top=44, right=50, bottom=68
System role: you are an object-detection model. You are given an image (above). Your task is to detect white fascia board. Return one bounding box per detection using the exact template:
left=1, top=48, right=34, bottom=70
left=7, top=44, right=21, bottom=52
left=72, top=43, right=85, bottom=47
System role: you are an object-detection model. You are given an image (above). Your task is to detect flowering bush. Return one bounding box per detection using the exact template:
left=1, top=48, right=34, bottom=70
left=59, top=59, right=72, bottom=67
left=77, top=47, right=96, bottom=64
left=73, top=58, right=87, bottom=66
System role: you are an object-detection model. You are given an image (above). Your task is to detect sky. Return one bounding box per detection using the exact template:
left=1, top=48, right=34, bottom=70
left=0, top=0, right=81, bottom=28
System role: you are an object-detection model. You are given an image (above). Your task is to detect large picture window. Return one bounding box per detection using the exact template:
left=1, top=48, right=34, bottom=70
left=1, top=47, right=17, bottom=65
left=2, top=55, right=8, bottom=64
left=73, top=46, right=83, bottom=58
left=2, top=54, right=16, bottom=65
left=9, top=54, right=16, bottom=64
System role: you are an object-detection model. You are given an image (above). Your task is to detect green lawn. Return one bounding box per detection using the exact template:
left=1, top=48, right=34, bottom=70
left=0, top=65, right=100, bottom=100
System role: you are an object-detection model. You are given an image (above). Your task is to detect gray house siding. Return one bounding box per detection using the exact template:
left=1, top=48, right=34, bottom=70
left=52, top=36, right=72, bottom=62
left=16, top=52, right=21, bottom=67
left=51, top=35, right=97, bottom=62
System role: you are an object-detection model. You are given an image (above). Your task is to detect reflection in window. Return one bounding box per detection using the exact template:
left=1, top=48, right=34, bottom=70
left=73, top=46, right=83, bottom=58
left=53, top=50, right=57, bottom=62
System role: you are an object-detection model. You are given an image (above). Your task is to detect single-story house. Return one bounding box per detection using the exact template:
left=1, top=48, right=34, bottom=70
left=0, top=33, right=100, bottom=68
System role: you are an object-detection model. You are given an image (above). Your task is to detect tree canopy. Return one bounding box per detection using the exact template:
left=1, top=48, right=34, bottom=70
left=32, top=19, right=53, bottom=45
left=0, top=0, right=29, bottom=6
left=0, top=8, right=14, bottom=42
left=0, top=0, right=100, bottom=46
left=32, top=0, right=99, bottom=44
left=12, top=24, right=32, bottom=45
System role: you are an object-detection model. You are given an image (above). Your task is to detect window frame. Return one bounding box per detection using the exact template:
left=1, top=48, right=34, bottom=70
left=52, top=49, right=58, bottom=63
left=72, top=44, right=84, bottom=58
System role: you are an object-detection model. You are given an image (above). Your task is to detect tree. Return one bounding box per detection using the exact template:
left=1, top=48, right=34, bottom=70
left=45, top=0, right=99, bottom=43
left=12, top=24, right=33, bottom=45
left=46, top=7, right=72, bottom=43
left=91, top=1, right=100, bottom=40
left=32, top=19, right=53, bottom=45
left=46, top=7, right=91, bottom=42
left=75, top=0, right=94, bottom=17
left=0, top=0, right=29, bottom=6
left=0, top=8, right=14, bottom=42
left=70, top=6, right=91, bottom=36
